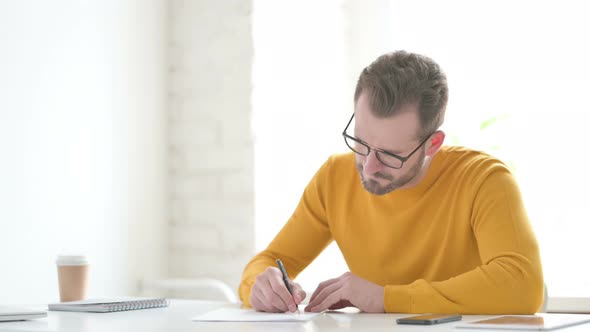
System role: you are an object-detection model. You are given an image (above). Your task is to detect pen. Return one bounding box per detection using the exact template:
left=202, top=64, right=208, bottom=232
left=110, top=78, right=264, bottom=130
left=276, top=258, right=298, bottom=310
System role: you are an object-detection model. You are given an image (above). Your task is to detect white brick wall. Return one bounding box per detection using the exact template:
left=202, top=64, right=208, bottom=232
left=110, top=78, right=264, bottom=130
left=168, top=0, right=254, bottom=298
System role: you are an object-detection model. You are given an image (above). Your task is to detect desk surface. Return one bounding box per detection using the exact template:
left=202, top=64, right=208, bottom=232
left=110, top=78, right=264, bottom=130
left=1, top=300, right=590, bottom=332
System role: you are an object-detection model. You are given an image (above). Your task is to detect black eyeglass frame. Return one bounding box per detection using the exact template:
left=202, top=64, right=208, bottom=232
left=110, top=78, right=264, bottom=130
left=341, top=113, right=433, bottom=169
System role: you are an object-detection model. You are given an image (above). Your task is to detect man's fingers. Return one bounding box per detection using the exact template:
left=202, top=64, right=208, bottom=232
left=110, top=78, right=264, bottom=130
left=251, top=289, right=281, bottom=312
left=295, top=289, right=306, bottom=304
left=307, top=279, right=342, bottom=310
left=266, top=279, right=291, bottom=312
left=328, top=299, right=352, bottom=310
left=257, top=277, right=289, bottom=312
left=251, top=267, right=305, bottom=313
left=268, top=274, right=297, bottom=312
left=265, top=266, right=295, bottom=311
left=308, top=277, right=340, bottom=304
left=309, top=290, right=344, bottom=312
left=251, top=292, right=270, bottom=312
left=290, top=282, right=306, bottom=304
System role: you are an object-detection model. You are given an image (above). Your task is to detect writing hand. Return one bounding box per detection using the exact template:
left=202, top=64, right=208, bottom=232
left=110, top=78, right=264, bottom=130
left=250, top=266, right=306, bottom=313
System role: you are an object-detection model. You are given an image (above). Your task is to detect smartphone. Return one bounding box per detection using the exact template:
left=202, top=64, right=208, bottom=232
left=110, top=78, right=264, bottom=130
left=396, top=313, right=462, bottom=325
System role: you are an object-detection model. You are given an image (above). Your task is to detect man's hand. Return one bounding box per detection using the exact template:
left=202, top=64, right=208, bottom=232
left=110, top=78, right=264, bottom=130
left=250, top=266, right=306, bottom=313
left=305, top=272, right=384, bottom=313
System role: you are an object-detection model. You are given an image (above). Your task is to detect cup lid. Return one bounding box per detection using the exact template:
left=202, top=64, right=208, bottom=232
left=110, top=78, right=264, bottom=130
left=56, top=255, right=88, bottom=266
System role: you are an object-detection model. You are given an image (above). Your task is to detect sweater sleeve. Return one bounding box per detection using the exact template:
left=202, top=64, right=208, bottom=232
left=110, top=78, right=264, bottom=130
left=384, top=168, right=544, bottom=314
left=238, top=159, right=334, bottom=307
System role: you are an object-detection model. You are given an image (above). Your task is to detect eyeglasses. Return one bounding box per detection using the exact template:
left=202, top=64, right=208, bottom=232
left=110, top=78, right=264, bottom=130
left=341, top=113, right=432, bottom=169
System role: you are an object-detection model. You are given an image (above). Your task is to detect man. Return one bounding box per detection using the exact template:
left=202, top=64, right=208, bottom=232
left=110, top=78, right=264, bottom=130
left=239, top=50, right=544, bottom=314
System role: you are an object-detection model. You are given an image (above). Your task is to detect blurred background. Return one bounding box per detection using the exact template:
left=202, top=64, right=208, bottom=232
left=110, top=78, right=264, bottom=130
left=1, top=0, right=588, bottom=305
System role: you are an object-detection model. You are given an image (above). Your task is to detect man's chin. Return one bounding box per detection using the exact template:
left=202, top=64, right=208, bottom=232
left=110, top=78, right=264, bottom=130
left=361, top=180, right=397, bottom=196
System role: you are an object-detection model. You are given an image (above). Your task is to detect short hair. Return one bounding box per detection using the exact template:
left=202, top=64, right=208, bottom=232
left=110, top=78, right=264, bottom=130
left=354, top=50, right=449, bottom=139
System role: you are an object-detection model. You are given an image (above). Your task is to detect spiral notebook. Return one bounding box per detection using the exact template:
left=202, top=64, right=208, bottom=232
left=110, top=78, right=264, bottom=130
left=48, top=297, right=168, bottom=313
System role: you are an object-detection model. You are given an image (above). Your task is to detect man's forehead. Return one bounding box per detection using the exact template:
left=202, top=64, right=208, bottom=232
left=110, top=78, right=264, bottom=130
left=354, top=96, right=421, bottom=146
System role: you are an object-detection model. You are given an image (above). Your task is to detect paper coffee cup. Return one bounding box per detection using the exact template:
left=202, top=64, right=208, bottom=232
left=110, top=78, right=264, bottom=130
left=56, top=255, right=89, bottom=302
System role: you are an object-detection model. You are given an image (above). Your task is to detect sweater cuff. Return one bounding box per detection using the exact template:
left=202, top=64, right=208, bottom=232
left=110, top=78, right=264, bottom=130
left=238, top=281, right=253, bottom=307
left=384, top=284, right=413, bottom=313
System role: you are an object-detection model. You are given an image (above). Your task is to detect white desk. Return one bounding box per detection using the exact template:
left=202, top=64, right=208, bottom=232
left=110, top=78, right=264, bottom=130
left=1, top=300, right=590, bottom=332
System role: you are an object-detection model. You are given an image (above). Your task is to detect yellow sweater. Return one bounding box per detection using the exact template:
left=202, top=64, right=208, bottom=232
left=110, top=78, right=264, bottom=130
left=239, top=146, right=544, bottom=314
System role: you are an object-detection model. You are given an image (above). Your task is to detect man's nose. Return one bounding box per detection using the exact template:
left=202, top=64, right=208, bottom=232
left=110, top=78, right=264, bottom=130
left=362, top=151, right=384, bottom=174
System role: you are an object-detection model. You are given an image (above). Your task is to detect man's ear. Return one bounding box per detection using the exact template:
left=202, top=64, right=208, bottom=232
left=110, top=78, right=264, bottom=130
left=426, top=131, right=445, bottom=157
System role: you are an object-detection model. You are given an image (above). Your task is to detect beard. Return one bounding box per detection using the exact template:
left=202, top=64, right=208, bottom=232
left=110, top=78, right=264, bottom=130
left=355, top=148, right=425, bottom=195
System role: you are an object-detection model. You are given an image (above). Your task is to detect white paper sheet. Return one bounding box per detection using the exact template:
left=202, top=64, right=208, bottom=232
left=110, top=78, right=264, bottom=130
left=192, top=308, right=322, bottom=322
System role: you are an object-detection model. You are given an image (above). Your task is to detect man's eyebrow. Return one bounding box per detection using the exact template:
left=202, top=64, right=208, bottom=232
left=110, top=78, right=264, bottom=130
left=383, top=148, right=403, bottom=155
left=376, top=144, right=407, bottom=156
left=354, top=133, right=405, bottom=155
